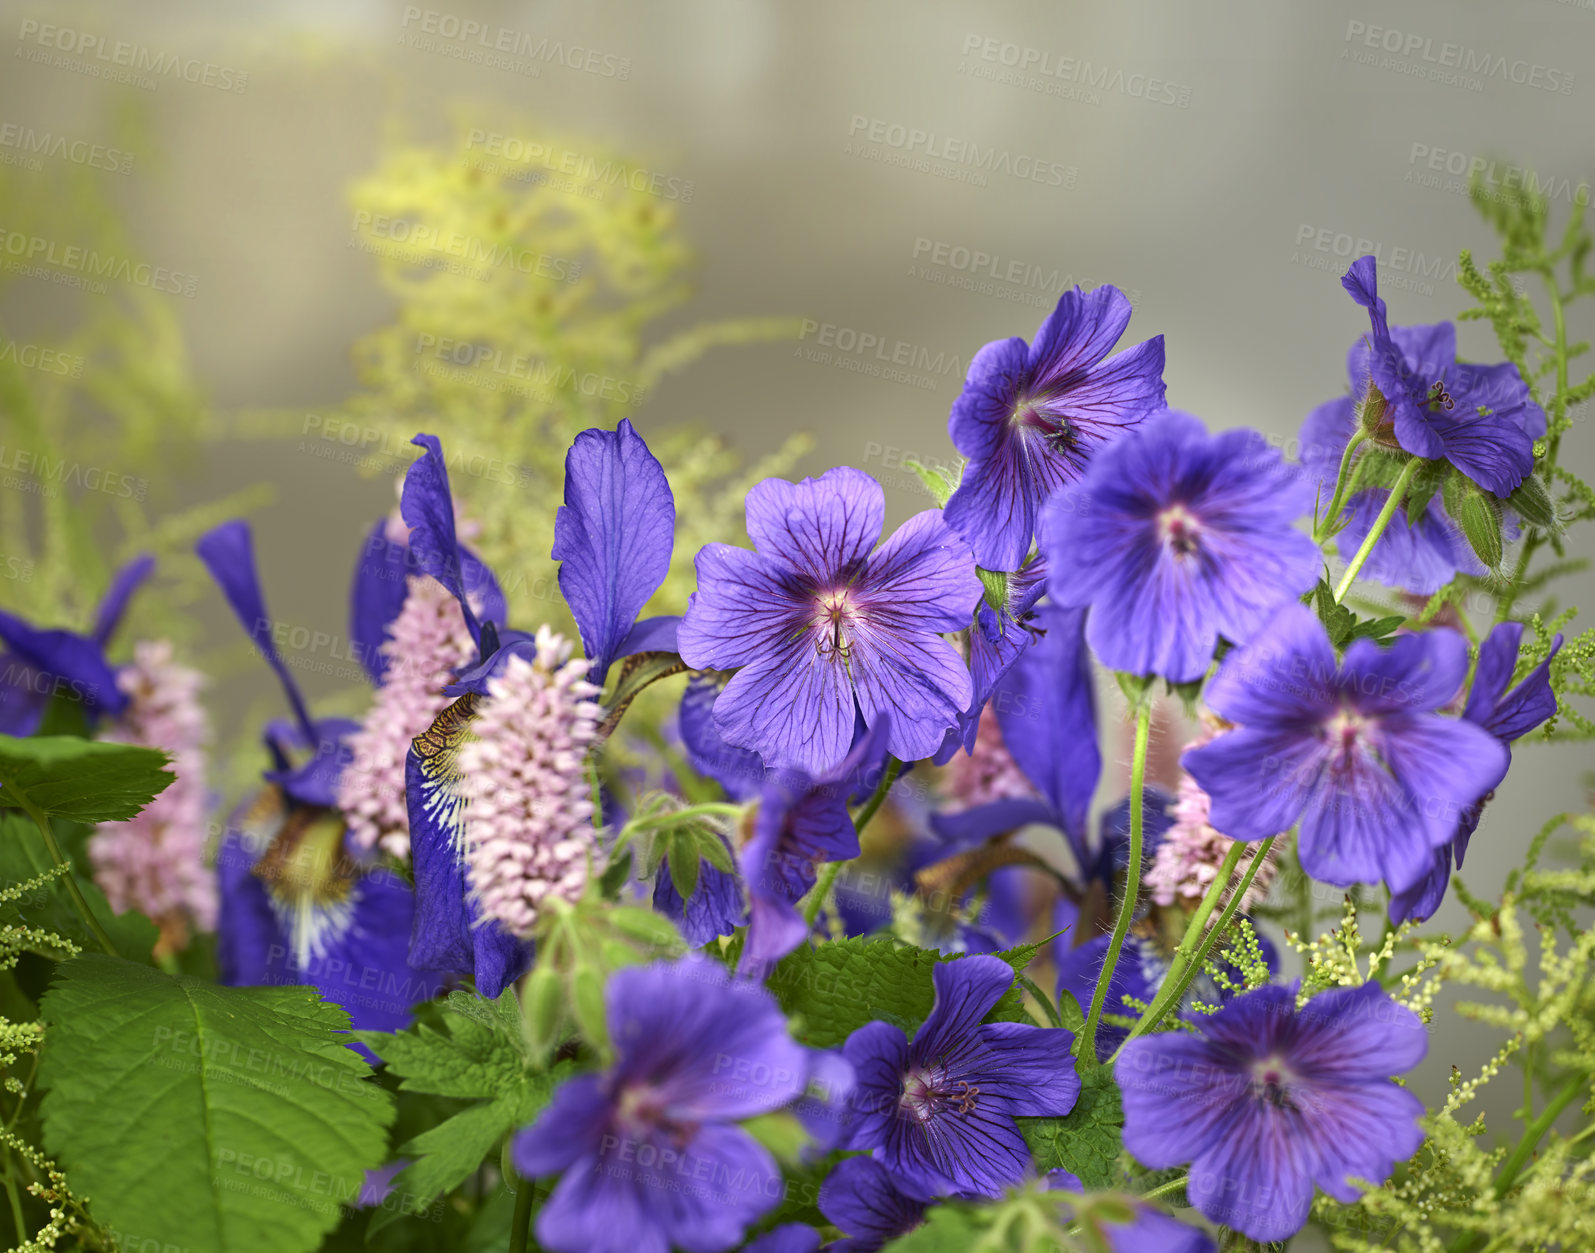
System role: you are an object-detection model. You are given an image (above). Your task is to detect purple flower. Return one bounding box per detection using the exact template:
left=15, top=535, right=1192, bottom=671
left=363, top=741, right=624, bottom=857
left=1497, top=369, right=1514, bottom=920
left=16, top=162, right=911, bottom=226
left=1183, top=604, right=1508, bottom=894
left=1390, top=620, right=1562, bottom=923
left=513, top=957, right=810, bottom=1253
left=1040, top=411, right=1320, bottom=683
left=1301, top=397, right=1488, bottom=595
left=843, top=954, right=1079, bottom=1197
left=196, top=521, right=444, bottom=1037
left=1116, top=981, right=1427, bottom=1243
left=739, top=719, right=892, bottom=974
left=552, top=418, right=679, bottom=685
left=678, top=467, right=981, bottom=775
left=943, top=285, right=1166, bottom=570
left=931, top=603, right=1100, bottom=865
left=819, top=1156, right=929, bottom=1252
left=743, top=1226, right=820, bottom=1253
left=1047, top=1171, right=1217, bottom=1253
left=1343, top=255, right=1544, bottom=497
left=0, top=554, right=152, bottom=735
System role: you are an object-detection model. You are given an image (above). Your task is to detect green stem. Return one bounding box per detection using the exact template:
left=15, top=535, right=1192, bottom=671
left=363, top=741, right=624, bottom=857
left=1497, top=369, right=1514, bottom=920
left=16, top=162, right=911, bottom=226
left=1494, top=1073, right=1584, bottom=1197
left=1315, top=429, right=1370, bottom=543
left=1447, top=1073, right=1585, bottom=1253
left=802, top=757, right=902, bottom=927
left=0, top=772, right=118, bottom=957
left=508, top=1170, right=536, bottom=1253
left=1115, top=836, right=1276, bottom=1058
left=1137, top=1173, right=1189, bottom=1203
left=2, top=1155, right=23, bottom=1247
left=1080, top=699, right=1151, bottom=1066
left=624, top=802, right=744, bottom=833
left=1334, top=458, right=1421, bottom=602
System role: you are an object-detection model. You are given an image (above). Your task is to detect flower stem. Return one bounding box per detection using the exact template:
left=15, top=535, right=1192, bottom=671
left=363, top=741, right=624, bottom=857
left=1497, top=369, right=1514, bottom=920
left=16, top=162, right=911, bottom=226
left=802, top=757, right=902, bottom=927
left=1079, top=698, right=1151, bottom=1066
left=1315, top=429, right=1370, bottom=544
left=1137, top=1173, right=1189, bottom=1203
left=507, top=1169, right=536, bottom=1253
left=1113, top=835, right=1276, bottom=1060
left=624, top=802, right=744, bottom=833
left=1333, top=458, right=1421, bottom=603
left=0, top=771, right=118, bottom=958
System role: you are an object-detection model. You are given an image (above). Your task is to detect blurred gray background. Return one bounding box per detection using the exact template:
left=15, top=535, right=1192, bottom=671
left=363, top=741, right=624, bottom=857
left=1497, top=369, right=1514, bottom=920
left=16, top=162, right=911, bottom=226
left=2, top=0, right=1592, bottom=1229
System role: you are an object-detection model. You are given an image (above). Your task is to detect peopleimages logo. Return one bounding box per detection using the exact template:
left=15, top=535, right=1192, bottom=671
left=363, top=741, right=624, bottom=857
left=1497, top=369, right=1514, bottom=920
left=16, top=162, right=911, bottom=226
left=14, top=19, right=249, bottom=92
left=845, top=116, right=1075, bottom=188
left=959, top=34, right=1193, bottom=108
left=1406, top=144, right=1592, bottom=207
left=1342, top=21, right=1575, bottom=95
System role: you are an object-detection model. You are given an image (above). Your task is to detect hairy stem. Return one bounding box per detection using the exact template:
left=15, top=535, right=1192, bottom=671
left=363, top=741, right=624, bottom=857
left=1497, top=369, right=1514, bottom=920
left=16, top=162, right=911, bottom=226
left=1334, top=458, right=1421, bottom=602
left=508, top=1169, right=536, bottom=1253
left=1080, top=699, right=1151, bottom=1066
left=1315, top=428, right=1370, bottom=543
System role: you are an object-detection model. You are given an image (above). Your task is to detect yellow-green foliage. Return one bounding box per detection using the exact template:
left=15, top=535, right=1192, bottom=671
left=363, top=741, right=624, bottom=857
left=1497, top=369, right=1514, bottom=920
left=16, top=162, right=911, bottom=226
left=1313, top=811, right=1595, bottom=1252
left=333, top=115, right=807, bottom=636
left=0, top=104, right=267, bottom=651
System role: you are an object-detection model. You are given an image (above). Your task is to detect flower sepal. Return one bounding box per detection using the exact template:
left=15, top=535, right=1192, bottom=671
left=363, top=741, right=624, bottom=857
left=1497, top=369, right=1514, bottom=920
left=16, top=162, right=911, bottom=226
left=1444, top=473, right=1507, bottom=570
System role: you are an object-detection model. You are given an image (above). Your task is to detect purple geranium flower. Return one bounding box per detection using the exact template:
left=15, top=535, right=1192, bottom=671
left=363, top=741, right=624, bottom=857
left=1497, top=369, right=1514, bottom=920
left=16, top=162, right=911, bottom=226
left=1116, top=981, right=1427, bottom=1242
left=513, top=956, right=812, bottom=1253
left=1183, top=604, right=1508, bottom=894
left=843, top=954, right=1079, bottom=1197
left=1390, top=620, right=1562, bottom=923
left=1040, top=411, right=1321, bottom=683
left=931, top=602, right=1101, bottom=864
left=739, top=718, right=892, bottom=974
left=678, top=467, right=981, bottom=775
left=1301, top=397, right=1489, bottom=595
left=819, top=1156, right=930, bottom=1252
left=0, top=554, right=151, bottom=735
left=1343, top=255, right=1544, bottom=497
left=943, top=285, right=1166, bottom=570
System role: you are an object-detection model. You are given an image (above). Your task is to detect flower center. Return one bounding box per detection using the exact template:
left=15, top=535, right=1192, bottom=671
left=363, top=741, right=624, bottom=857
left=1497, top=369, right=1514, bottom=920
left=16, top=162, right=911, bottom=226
left=1326, top=708, right=1366, bottom=761
left=1249, top=1056, right=1296, bottom=1109
left=1156, top=504, right=1202, bottom=557
left=899, top=1066, right=979, bottom=1123
left=614, top=1082, right=669, bottom=1132
left=812, top=588, right=858, bottom=659
left=1011, top=397, right=1076, bottom=456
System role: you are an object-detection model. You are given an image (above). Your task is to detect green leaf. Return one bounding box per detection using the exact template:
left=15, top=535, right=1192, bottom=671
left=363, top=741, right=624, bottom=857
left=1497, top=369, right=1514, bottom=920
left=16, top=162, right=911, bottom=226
left=767, top=936, right=1039, bottom=1050
left=695, top=826, right=736, bottom=876
left=1311, top=578, right=1357, bottom=648
left=0, top=733, right=172, bottom=822
left=357, top=990, right=527, bottom=1100
left=359, top=993, right=568, bottom=1215
left=0, top=814, right=158, bottom=961
left=903, top=457, right=960, bottom=508
left=1402, top=459, right=1451, bottom=522
left=1019, top=1065, right=1125, bottom=1188
left=38, top=954, right=395, bottom=1253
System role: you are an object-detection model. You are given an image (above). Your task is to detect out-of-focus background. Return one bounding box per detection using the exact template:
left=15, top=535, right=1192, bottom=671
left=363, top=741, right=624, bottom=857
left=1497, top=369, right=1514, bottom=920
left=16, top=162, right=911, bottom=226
left=1, top=0, right=1592, bottom=1207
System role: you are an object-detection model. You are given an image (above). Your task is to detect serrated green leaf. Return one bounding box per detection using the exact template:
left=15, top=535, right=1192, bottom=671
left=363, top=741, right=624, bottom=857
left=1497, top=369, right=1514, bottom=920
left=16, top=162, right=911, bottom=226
left=0, top=814, right=158, bottom=961
left=357, top=990, right=527, bottom=1100
left=767, top=936, right=1039, bottom=1050
left=0, top=733, right=172, bottom=822
left=38, top=954, right=394, bottom=1253
left=1019, top=1065, right=1125, bottom=1188
left=1347, top=614, right=1407, bottom=644
left=387, top=1067, right=566, bottom=1217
